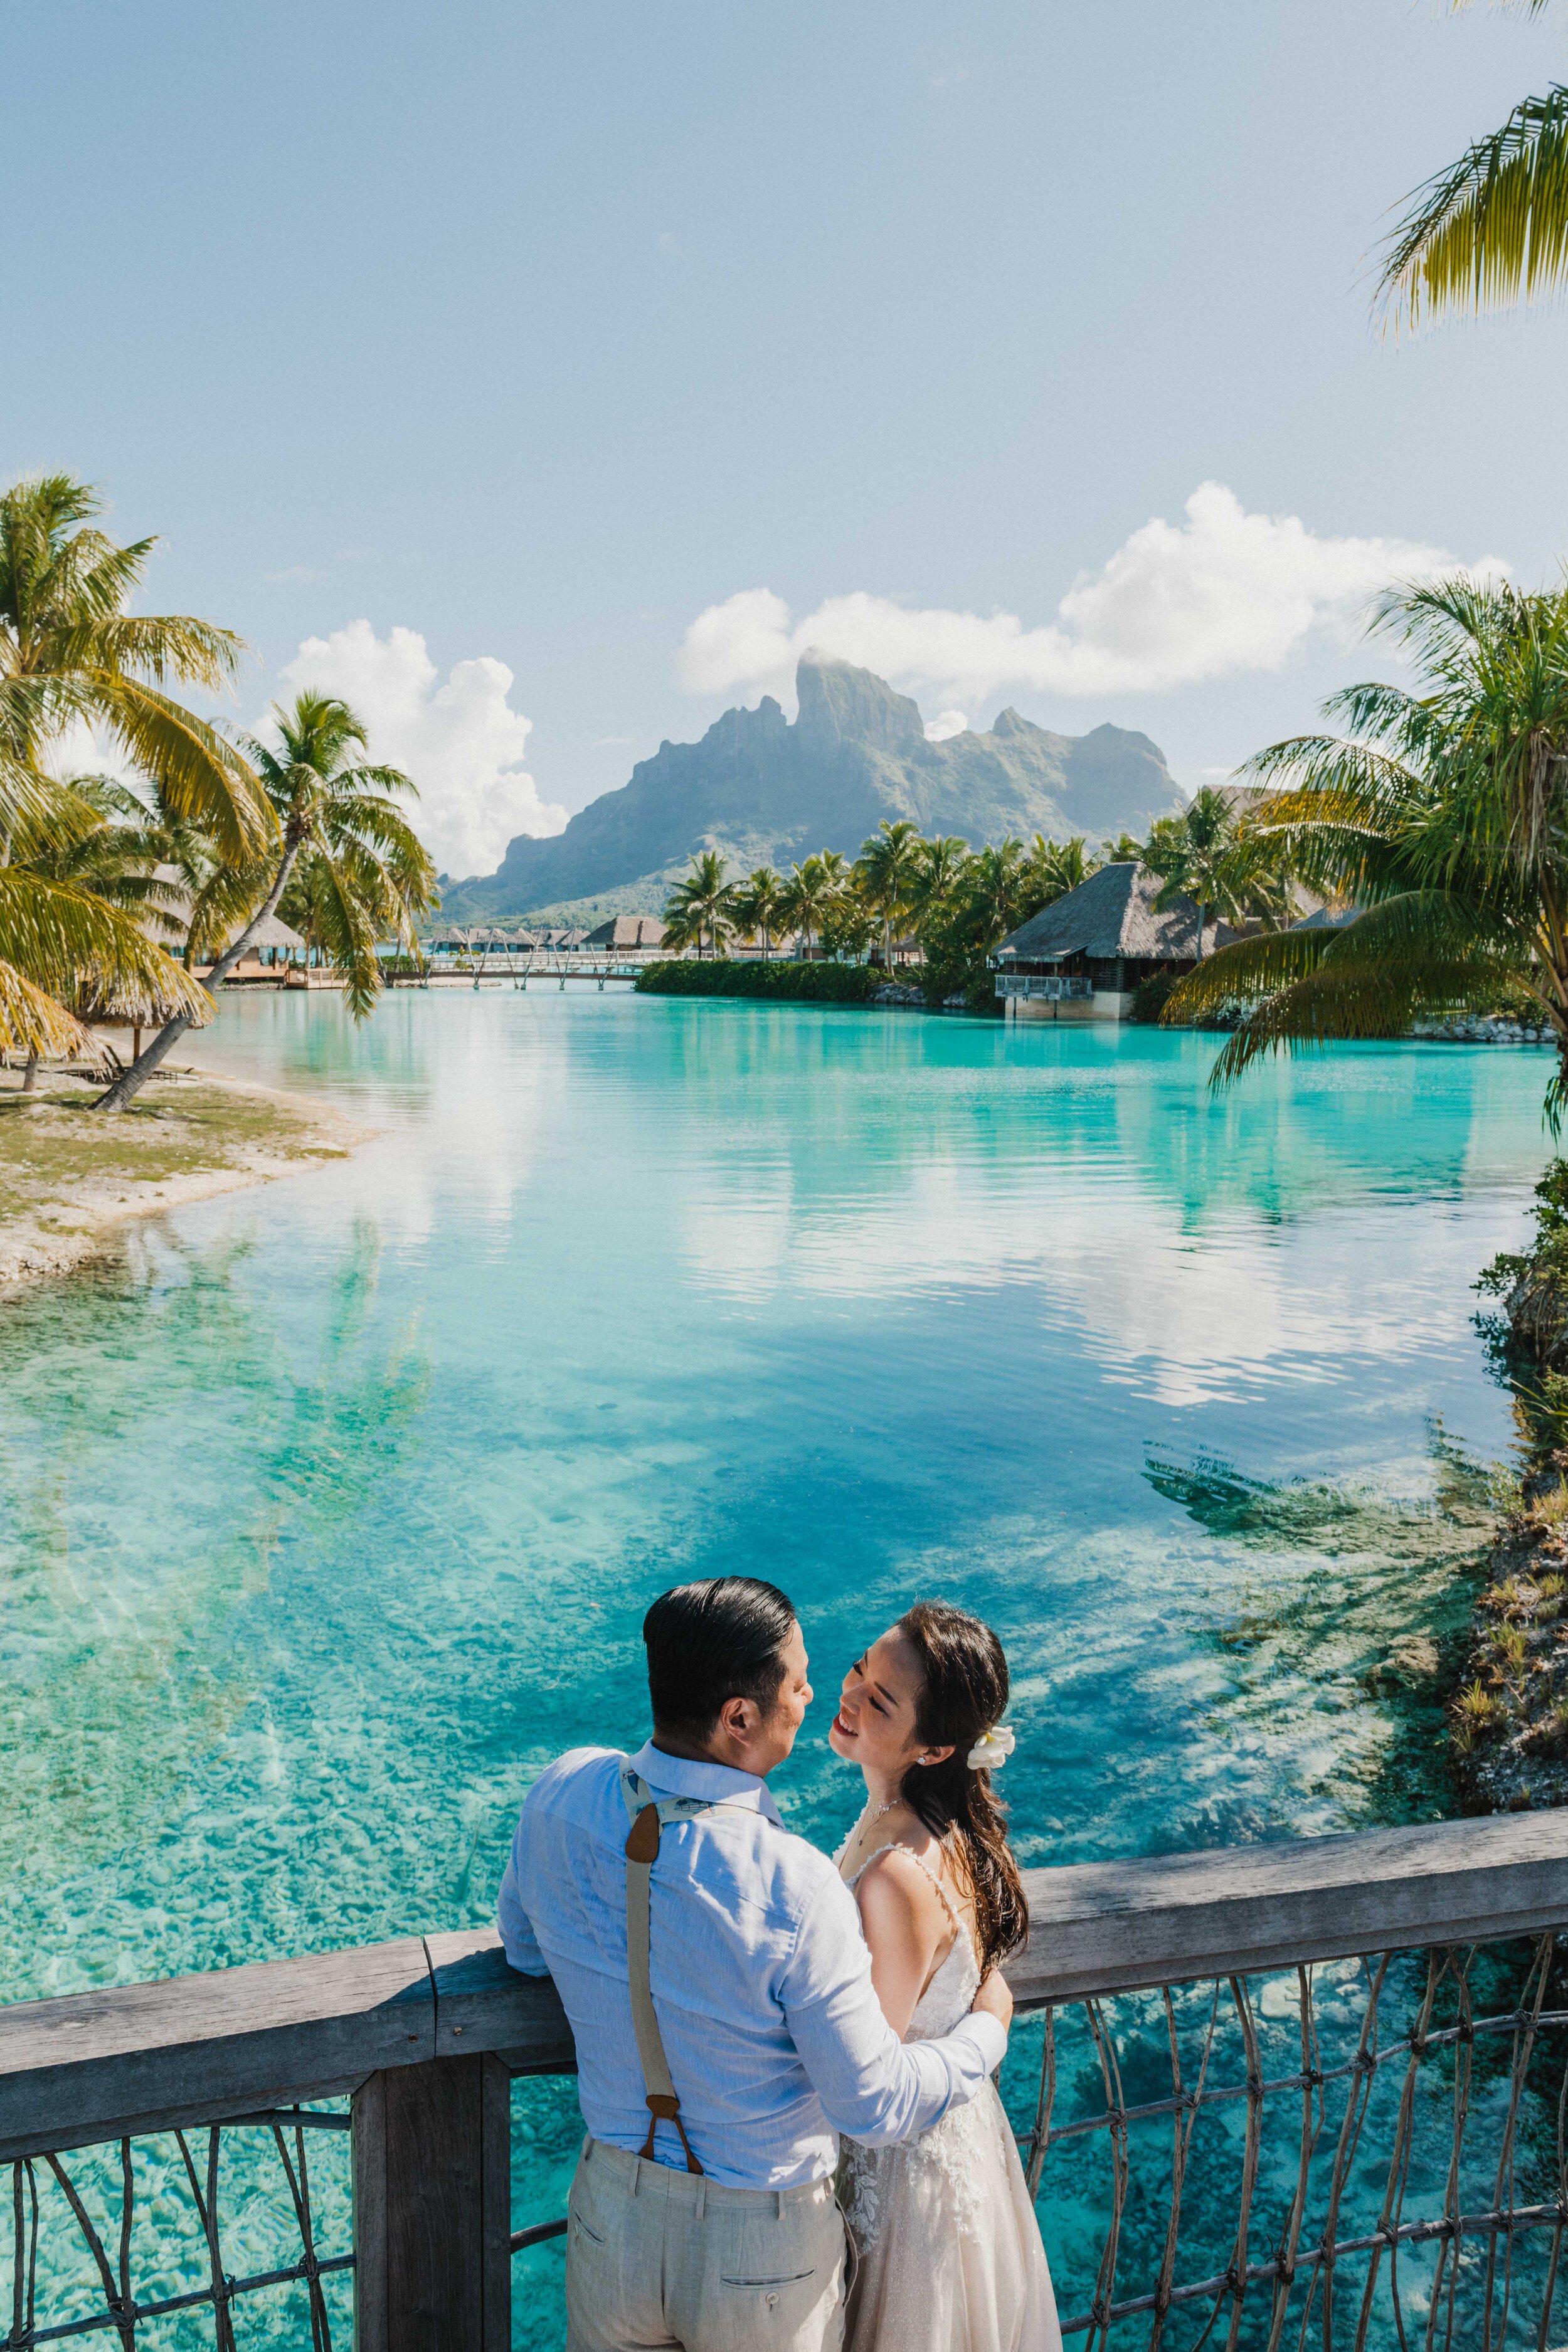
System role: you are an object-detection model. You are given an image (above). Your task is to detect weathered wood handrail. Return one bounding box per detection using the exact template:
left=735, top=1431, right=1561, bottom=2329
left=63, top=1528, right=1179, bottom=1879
left=9, top=1811, right=1568, bottom=2351
left=7, top=1809, right=1568, bottom=2164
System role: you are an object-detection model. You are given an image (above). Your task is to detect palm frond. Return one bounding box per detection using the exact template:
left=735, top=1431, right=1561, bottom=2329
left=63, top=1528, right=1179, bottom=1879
left=0, top=961, right=92, bottom=1060
left=1210, top=953, right=1527, bottom=1085
left=96, top=680, right=273, bottom=860
left=1164, top=928, right=1337, bottom=1019
left=0, top=869, right=212, bottom=1022
left=1378, top=83, right=1568, bottom=331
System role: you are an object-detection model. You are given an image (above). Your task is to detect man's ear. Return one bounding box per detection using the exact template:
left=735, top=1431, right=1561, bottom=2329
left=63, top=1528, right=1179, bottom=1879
left=714, top=1692, right=754, bottom=1744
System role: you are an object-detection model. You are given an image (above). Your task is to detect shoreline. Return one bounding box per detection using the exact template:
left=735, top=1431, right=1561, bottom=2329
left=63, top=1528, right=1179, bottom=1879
left=0, top=1064, right=373, bottom=1295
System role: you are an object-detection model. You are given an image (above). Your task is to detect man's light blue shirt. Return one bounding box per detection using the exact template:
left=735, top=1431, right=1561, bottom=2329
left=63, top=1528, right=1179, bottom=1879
left=497, top=1740, right=1009, bottom=2191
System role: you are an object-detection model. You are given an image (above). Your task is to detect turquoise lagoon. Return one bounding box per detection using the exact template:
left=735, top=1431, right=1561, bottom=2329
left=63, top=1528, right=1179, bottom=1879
left=0, top=990, right=1557, bottom=2342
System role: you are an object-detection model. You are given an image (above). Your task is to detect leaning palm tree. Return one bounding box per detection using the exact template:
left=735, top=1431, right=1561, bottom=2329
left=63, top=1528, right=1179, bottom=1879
left=1164, top=577, right=1568, bottom=1118
left=0, top=473, right=272, bottom=1070
left=662, top=849, right=738, bottom=960
left=853, top=818, right=925, bottom=975
left=1377, top=3, right=1568, bottom=332
left=97, top=692, right=434, bottom=1108
left=731, top=867, right=788, bottom=963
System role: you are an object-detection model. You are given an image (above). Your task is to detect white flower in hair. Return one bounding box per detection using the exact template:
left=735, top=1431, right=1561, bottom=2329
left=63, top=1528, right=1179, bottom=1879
left=967, top=1724, right=1016, bottom=1771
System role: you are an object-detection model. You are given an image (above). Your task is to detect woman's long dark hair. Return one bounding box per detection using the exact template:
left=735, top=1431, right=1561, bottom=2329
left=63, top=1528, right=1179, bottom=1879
left=896, top=1601, right=1028, bottom=1976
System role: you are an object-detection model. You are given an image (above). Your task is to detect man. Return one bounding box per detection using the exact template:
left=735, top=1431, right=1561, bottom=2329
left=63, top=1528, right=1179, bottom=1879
left=498, top=1576, right=1013, bottom=2352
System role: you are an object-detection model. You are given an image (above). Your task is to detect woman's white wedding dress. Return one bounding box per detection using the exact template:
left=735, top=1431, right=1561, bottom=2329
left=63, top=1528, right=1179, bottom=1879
left=838, top=1843, right=1062, bottom=2352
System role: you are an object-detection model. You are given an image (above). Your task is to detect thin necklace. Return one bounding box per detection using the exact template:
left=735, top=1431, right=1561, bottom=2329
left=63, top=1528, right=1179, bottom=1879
left=855, top=1795, right=899, bottom=1841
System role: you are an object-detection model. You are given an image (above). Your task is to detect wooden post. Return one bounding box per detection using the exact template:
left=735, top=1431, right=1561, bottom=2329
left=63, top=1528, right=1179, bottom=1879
left=352, top=2053, right=510, bottom=2352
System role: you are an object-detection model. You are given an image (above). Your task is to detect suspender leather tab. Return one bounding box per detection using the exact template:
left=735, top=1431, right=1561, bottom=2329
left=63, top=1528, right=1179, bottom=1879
left=621, top=1775, right=707, bottom=2173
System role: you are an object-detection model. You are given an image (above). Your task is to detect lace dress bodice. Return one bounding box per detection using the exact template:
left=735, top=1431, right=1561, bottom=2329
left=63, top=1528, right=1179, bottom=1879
left=838, top=1840, right=998, bottom=2236
left=834, top=1825, right=1062, bottom=2351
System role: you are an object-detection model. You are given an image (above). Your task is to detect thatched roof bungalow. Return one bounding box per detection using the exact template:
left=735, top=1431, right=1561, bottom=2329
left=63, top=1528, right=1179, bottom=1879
left=586, top=915, right=666, bottom=951
left=991, top=862, right=1226, bottom=1022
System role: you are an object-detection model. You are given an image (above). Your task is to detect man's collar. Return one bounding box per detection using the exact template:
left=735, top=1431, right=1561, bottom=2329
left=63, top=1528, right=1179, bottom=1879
left=629, top=1739, right=784, bottom=1827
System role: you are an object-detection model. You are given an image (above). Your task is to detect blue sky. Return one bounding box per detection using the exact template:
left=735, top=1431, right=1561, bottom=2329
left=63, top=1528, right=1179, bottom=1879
left=9, top=0, right=1568, bottom=876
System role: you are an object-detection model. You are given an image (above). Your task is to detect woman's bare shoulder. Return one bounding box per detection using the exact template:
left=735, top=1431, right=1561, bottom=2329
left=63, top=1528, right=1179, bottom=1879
left=854, top=1841, right=950, bottom=1920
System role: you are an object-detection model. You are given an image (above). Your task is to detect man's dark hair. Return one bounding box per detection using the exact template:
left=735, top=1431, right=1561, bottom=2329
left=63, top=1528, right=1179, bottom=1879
left=643, top=1577, right=798, bottom=1739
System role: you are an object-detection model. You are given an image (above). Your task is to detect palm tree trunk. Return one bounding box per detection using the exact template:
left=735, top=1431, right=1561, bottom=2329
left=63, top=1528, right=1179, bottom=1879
left=1195, top=900, right=1207, bottom=963
left=94, top=840, right=302, bottom=1111
left=21, top=1052, right=38, bottom=1094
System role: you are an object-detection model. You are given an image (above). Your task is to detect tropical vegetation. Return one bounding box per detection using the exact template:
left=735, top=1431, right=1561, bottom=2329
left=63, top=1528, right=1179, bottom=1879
left=657, top=790, right=1293, bottom=1014
left=1163, top=578, right=1568, bottom=1123
left=0, top=471, right=437, bottom=1110
left=99, top=692, right=436, bottom=1107
left=1379, top=2, right=1568, bottom=334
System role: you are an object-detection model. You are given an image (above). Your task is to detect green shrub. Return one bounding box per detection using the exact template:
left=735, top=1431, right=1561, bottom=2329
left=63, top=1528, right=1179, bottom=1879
left=1128, top=973, right=1176, bottom=1025
left=635, top=959, right=881, bottom=1004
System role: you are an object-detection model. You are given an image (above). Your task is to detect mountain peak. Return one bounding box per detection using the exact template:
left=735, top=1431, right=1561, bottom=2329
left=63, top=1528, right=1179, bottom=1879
left=794, top=650, right=925, bottom=759
left=443, top=659, right=1184, bottom=918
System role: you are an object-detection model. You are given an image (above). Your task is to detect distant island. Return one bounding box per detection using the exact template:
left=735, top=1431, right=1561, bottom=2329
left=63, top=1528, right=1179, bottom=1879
left=439, top=652, right=1184, bottom=921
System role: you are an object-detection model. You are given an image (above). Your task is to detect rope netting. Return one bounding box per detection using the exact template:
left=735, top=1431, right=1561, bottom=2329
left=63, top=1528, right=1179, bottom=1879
left=1017, top=1934, right=1568, bottom=2349
left=11, top=1936, right=1568, bottom=2349
left=4, top=2111, right=351, bottom=2349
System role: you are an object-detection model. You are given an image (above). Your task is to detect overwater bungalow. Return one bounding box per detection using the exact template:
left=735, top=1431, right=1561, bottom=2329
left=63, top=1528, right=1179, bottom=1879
left=991, top=861, right=1224, bottom=1022
left=586, top=915, right=666, bottom=951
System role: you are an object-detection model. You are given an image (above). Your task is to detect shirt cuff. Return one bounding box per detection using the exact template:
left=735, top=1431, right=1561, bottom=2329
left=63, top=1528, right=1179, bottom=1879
left=953, top=2010, right=1007, bottom=2074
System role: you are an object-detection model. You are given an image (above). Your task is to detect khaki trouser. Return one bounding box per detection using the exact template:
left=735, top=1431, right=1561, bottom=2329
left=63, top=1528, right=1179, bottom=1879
left=564, top=2137, right=849, bottom=2352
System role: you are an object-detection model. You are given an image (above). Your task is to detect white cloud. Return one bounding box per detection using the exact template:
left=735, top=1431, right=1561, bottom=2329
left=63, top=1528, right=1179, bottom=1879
left=924, top=710, right=968, bottom=741
left=275, top=621, right=566, bottom=879
left=678, top=482, right=1505, bottom=709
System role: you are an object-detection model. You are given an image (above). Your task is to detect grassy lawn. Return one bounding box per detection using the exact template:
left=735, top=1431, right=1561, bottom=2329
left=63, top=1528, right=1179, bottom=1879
left=0, top=1071, right=352, bottom=1251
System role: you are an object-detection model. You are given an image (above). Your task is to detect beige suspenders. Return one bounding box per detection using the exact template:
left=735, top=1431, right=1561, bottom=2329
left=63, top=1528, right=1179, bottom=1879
left=619, top=1765, right=747, bottom=2176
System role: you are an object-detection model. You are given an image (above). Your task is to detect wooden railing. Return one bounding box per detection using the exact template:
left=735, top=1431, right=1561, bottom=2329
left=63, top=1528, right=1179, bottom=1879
left=7, top=1811, right=1568, bottom=2348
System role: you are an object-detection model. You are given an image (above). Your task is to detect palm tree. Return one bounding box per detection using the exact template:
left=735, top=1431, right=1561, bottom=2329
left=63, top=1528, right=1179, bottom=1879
left=1164, top=578, right=1568, bottom=1117
left=1146, top=788, right=1264, bottom=963
left=1378, top=4, right=1568, bottom=332
left=5, top=777, right=205, bottom=1081
left=97, top=692, right=434, bottom=1109
left=1020, top=834, right=1097, bottom=914
left=853, top=818, right=925, bottom=974
left=961, top=839, right=1030, bottom=952
left=662, top=849, right=738, bottom=960
left=777, top=855, right=839, bottom=959
left=732, top=866, right=787, bottom=962
left=0, top=474, right=271, bottom=1074
left=0, top=474, right=268, bottom=866
left=909, top=834, right=970, bottom=932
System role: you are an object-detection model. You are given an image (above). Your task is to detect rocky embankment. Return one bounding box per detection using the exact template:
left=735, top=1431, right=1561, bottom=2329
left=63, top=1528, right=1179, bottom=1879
left=1451, top=1162, right=1568, bottom=1809
left=1450, top=1463, right=1568, bottom=1811
left=1412, top=1015, right=1556, bottom=1046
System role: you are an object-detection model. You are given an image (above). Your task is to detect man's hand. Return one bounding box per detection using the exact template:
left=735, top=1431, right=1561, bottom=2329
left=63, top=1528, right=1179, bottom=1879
left=971, top=1966, right=1013, bottom=2033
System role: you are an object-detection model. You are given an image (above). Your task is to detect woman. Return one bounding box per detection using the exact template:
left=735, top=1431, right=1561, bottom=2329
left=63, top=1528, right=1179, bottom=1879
left=830, top=1601, right=1061, bottom=2352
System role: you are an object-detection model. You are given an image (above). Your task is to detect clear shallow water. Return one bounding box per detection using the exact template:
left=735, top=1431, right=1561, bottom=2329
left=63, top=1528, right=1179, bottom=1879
left=0, top=992, right=1557, bottom=2342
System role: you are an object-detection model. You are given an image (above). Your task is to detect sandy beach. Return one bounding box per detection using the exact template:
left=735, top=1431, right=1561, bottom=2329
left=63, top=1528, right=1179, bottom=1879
left=0, top=1063, right=371, bottom=1292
